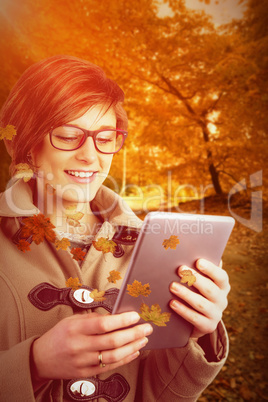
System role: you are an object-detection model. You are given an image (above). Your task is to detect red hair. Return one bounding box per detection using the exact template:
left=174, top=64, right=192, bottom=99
left=0, top=55, right=128, bottom=174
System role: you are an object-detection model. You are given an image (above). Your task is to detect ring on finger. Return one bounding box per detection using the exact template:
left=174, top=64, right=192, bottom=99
left=98, top=351, right=106, bottom=368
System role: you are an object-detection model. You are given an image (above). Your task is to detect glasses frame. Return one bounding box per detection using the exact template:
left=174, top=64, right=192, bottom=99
left=49, top=124, right=128, bottom=154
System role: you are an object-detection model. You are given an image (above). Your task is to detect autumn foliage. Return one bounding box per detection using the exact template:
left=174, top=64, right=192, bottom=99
left=180, top=269, right=196, bottom=287
left=0, top=0, right=267, bottom=197
left=162, top=235, right=180, bottom=250
left=139, top=303, right=171, bottom=327
left=107, top=270, right=122, bottom=284
left=92, top=237, right=117, bottom=255
left=65, top=277, right=82, bottom=291
left=54, top=237, right=71, bottom=251
left=90, top=289, right=106, bottom=302
left=21, top=214, right=56, bottom=245
left=127, top=280, right=151, bottom=298
left=70, top=247, right=86, bottom=262
left=16, top=239, right=31, bottom=252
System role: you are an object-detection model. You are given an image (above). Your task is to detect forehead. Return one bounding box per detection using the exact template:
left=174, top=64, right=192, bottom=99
left=67, top=105, right=116, bottom=130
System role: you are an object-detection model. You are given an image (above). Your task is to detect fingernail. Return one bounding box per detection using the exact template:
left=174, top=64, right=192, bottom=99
left=179, top=265, right=190, bottom=274
left=131, top=351, right=140, bottom=360
left=144, top=325, right=153, bottom=336
left=170, top=299, right=180, bottom=309
left=170, top=282, right=180, bottom=291
left=130, top=312, right=141, bottom=324
left=140, top=337, right=149, bottom=347
left=197, top=259, right=206, bottom=270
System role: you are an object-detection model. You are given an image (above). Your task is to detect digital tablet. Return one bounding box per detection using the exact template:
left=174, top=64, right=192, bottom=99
left=112, top=212, right=235, bottom=349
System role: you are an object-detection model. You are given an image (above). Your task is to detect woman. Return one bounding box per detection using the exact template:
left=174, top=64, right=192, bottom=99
left=0, top=55, right=230, bottom=401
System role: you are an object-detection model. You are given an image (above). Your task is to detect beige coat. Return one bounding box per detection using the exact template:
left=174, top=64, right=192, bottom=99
left=0, top=179, right=229, bottom=401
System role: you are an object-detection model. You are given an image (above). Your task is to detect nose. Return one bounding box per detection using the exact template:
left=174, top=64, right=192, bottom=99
left=75, top=137, right=98, bottom=163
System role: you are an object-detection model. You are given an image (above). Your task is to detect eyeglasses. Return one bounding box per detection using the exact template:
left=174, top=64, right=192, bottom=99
left=49, top=124, right=128, bottom=154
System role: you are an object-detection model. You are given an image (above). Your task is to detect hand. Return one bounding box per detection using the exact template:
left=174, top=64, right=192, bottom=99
left=31, top=311, right=153, bottom=385
left=169, top=259, right=230, bottom=339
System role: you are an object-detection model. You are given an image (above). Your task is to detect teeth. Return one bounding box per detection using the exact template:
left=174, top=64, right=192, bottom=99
left=67, top=170, right=94, bottom=178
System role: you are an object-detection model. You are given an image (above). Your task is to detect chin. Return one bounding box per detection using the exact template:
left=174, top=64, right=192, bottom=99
left=56, top=187, right=98, bottom=205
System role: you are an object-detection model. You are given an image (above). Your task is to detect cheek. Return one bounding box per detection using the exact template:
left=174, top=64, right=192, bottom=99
left=101, top=155, right=113, bottom=173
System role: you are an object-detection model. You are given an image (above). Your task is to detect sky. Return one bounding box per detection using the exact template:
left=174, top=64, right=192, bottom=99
left=158, top=0, right=246, bottom=25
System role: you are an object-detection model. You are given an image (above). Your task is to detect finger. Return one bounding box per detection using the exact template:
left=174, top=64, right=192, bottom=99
left=169, top=298, right=219, bottom=334
left=170, top=281, right=221, bottom=321
left=77, top=311, right=141, bottom=335
left=196, top=259, right=230, bottom=291
left=75, top=349, right=141, bottom=378
left=88, top=323, right=153, bottom=352
left=98, top=336, right=149, bottom=366
left=177, top=266, right=227, bottom=306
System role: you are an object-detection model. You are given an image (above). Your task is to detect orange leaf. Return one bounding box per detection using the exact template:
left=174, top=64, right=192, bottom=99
left=139, top=303, right=171, bottom=327
left=90, top=289, right=106, bottom=302
left=107, top=270, right=122, bottom=284
left=92, top=237, right=117, bottom=254
left=127, top=280, right=151, bottom=298
left=0, top=124, right=17, bottom=140
left=180, top=269, right=196, bottom=286
left=162, top=235, right=180, bottom=250
left=71, top=247, right=86, bottom=262
left=55, top=238, right=71, bottom=250
left=65, top=277, right=82, bottom=290
left=21, top=214, right=56, bottom=245
left=16, top=239, right=31, bottom=252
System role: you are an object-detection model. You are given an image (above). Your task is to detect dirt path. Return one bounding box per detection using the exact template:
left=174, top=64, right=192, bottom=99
left=180, top=197, right=268, bottom=401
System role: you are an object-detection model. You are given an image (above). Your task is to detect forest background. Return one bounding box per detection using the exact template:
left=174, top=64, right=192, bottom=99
left=0, top=0, right=267, bottom=400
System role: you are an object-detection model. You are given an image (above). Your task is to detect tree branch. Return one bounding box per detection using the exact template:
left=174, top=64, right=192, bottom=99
left=207, top=92, right=224, bottom=113
left=218, top=169, right=241, bottom=184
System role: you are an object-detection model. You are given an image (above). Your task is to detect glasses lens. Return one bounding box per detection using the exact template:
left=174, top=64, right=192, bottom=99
left=51, top=126, right=84, bottom=150
left=95, top=130, right=124, bottom=154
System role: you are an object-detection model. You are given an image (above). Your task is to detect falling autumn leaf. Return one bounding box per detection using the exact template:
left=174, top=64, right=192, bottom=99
left=127, top=280, right=151, bottom=298
left=65, top=204, right=84, bottom=227
left=107, top=270, right=122, bottom=284
left=0, top=124, right=17, bottom=141
left=16, top=239, right=31, bottom=252
left=180, top=269, right=196, bottom=286
left=71, top=247, right=86, bottom=262
left=92, top=237, right=117, bottom=255
left=162, top=235, right=180, bottom=250
left=14, top=163, right=34, bottom=182
left=55, top=237, right=71, bottom=250
left=90, top=289, right=106, bottom=302
left=139, top=303, right=171, bottom=327
left=21, top=214, right=56, bottom=245
left=65, top=277, right=82, bottom=290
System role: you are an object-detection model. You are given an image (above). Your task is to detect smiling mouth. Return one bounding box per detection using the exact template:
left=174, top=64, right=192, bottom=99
left=65, top=170, right=95, bottom=178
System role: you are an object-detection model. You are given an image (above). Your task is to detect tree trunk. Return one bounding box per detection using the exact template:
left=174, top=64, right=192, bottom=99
left=202, top=125, right=223, bottom=195
left=209, top=162, right=223, bottom=195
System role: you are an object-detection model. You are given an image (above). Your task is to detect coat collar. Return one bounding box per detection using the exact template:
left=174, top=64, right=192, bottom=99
left=0, top=178, right=142, bottom=229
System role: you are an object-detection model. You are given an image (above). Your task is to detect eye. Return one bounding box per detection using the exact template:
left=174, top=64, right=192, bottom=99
left=54, top=135, right=79, bottom=143
left=96, top=137, right=113, bottom=144
left=96, top=130, right=116, bottom=145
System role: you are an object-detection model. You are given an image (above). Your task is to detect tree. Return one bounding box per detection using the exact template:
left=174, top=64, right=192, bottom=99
left=0, top=0, right=266, bottom=196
